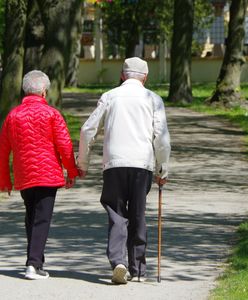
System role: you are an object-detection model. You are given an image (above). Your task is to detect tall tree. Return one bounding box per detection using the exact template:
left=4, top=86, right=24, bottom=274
left=65, top=0, right=82, bottom=87
left=168, top=0, right=194, bottom=103
left=0, top=0, right=28, bottom=125
left=24, top=0, right=44, bottom=74
left=36, top=0, right=73, bottom=107
left=207, top=0, right=248, bottom=107
left=0, top=0, right=82, bottom=121
left=25, top=0, right=82, bottom=90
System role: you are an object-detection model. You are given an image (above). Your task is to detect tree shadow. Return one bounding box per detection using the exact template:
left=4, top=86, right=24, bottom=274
left=1, top=97, right=247, bottom=285
left=0, top=196, right=246, bottom=283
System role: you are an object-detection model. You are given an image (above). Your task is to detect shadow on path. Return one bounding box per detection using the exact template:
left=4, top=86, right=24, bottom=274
left=0, top=94, right=248, bottom=296
left=0, top=196, right=247, bottom=282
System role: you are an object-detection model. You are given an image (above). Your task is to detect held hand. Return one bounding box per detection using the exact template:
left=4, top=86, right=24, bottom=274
left=0, top=187, right=11, bottom=196
left=65, top=177, right=75, bottom=189
left=155, top=176, right=168, bottom=186
left=78, top=168, right=87, bottom=179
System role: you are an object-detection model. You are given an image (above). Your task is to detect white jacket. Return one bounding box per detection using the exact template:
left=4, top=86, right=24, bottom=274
left=78, top=79, right=171, bottom=178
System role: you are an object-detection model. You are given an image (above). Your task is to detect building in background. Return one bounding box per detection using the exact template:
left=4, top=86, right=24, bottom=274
left=78, top=0, right=248, bottom=84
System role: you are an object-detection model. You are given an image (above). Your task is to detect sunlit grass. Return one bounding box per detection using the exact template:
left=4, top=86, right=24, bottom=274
left=210, top=222, right=248, bottom=300
left=64, top=85, right=111, bottom=95
left=63, top=113, right=81, bottom=141
left=188, top=83, right=248, bottom=154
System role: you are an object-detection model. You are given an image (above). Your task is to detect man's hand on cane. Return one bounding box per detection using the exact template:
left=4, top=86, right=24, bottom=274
left=155, top=176, right=168, bottom=186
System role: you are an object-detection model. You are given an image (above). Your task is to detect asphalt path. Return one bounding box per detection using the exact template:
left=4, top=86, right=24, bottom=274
left=0, top=95, right=247, bottom=300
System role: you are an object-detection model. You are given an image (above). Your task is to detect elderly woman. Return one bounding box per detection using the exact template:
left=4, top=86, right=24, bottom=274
left=0, top=70, right=79, bottom=279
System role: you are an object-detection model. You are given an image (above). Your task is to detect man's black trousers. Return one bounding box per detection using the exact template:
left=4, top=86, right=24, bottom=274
left=21, top=186, right=57, bottom=268
left=100, top=167, right=152, bottom=277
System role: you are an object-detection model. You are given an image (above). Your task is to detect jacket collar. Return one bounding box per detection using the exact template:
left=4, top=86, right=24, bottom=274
left=22, top=94, right=48, bottom=105
left=121, top=78, right=144, bottom=87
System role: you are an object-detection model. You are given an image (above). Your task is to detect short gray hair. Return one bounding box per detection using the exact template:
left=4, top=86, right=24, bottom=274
left=123, top=71, right=146, bottom=81
left=22, top=70, right=50, bottom=95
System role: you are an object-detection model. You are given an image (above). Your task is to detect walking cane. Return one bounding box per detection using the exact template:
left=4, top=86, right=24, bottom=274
left=157, top=183, right=163, bottom=283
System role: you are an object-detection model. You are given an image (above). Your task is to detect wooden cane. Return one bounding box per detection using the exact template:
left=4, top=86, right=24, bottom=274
left=157, top=184, right=163, bottom=283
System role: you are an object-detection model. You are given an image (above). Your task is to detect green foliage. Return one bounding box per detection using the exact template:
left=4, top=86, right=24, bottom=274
left=194, top=0, right=214, bottom=31
left=92, top=0, right=214, bottom=57
left=191, top=1, right=214, bottom=56
left=98, top=0, right=173, bottom=57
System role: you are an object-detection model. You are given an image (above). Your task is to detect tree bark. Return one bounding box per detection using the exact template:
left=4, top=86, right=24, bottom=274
left=167, top=0, right=194, bottom=103
left=0, top=0, right=27, bottom=124
left=207, top=0, right=248, bottom=107
left=37, top=0, right=72, bottom=107
left=24, top=0, right=44, bottom=74
left=125, top=26, right=139, bottom=58
left=65, top=0, right=82, bottom=87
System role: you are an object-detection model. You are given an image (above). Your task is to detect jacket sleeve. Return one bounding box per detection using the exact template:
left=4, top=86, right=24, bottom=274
left=153, top=95, right=171, bottom=178
left=0, top=116, right=12, bottom=191
left=77, top=96, right=107, bottom=171
left=52, top=111, right=78, bottom=179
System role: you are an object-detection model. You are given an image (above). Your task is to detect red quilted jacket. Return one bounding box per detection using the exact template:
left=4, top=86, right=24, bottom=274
left=0, top=94, right=78, bottom=191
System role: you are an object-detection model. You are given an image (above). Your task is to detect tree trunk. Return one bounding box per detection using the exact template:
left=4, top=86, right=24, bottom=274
left=65, top=0, right=82, bottom=87
left=167, top=0, right=194, bottom=103
left=0, top=0, right=27, bottom=124
left=207, top=0, right=248, bottom=107
left=37, top=0, right=72, bottom=107
left=24, top=0, right=44, bottom=74
left=125, top=23, right=139, bottom=58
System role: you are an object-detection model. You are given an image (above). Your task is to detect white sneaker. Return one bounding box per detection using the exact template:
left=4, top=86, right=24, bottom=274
left=111, top=264, right=128, bottom=284
left=25, top=266, right=49, bottom=280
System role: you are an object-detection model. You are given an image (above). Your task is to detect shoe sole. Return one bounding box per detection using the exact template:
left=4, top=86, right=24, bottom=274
left=25, top=273, right=49, bottom=280
left=112, top=266, right=127, bottom=284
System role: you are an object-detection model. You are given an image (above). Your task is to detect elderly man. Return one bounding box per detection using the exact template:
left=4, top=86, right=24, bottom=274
left=0, top=70, right=78, bottom=279
left=78, top=57, right=171, bottom=284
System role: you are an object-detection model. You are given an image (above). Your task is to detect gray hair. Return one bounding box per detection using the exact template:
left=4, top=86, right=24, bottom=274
left=22, top=70, right=50, bottom=95
left=123, top=71, right=146, bottom=81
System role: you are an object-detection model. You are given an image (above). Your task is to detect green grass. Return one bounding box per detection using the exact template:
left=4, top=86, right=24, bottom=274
left=210, top=222, right=248, bottom=300
left=188, top=83, right=248, bottom=154
left=63, top=113, right=81, bottom=141
left=64, top=85, right=111, bottom=95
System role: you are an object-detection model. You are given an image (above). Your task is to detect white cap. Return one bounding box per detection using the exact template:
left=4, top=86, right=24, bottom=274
left=123, top=57, right=148, bottom=74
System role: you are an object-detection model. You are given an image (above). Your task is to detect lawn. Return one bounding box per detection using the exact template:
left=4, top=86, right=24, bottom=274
left=210, top=222, right=248, bottom=300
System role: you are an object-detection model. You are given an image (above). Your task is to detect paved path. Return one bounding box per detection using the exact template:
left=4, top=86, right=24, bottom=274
left=0, top=94, right=248, bottom=300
